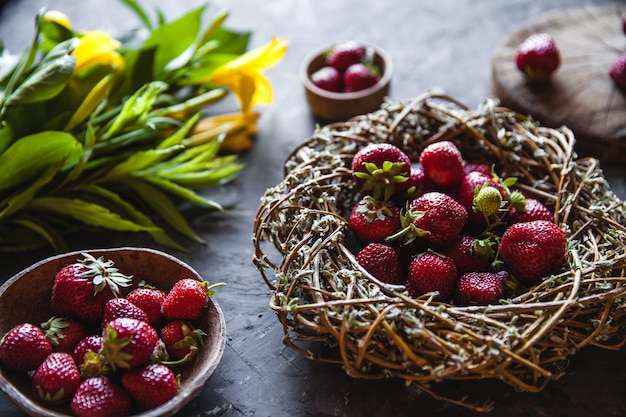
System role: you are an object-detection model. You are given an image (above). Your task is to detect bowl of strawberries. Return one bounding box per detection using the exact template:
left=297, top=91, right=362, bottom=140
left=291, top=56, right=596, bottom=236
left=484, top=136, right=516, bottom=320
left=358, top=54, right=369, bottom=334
left=253, top=92, right=626, bottom=410
left=301, top=40, right=393, bottom=122
left=0, top=247, right=225, bottom=417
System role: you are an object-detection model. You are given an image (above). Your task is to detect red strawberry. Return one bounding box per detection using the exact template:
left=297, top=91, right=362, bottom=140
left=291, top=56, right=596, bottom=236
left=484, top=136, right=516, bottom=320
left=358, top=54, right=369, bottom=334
left=406, top=252, right=457, bottom=302
left=499, top=220, right=567, bottom=284
left=71, top=377, right=132, bottom=417
left=32, top=352, right=81, bottom=404
left=463, top=162, right=492, bottom=176
left=126, top=287, right=167, bottom=328
left=325, top=40, right=366, bottom=72
left=160, top=320, right=206, bottom=361
left=351, top=143, right=411, bottom=201
left=50, top=253, right=132, bottom=325
left=161, top=279, right=214, bottom=320
left=395, top=166, right=433, bottom=201
left=392, top=192, right=467, bottom=248
left=454, top=272, right=506, bottom=306
left=355, top=243, right=401, bottom=284
left=419, top=141, right=464, bottom=189
left=442, top=234, right=492, bottom=275
left=310, top=66, right=343, bottom=92
left=515, top=33, right=560, bottom=83
left=506, top=197, right=552, bottom=224
left=0, top=323, right=52, bottom=371
left=456, top=171, right=501, bottom=230
left=102, top=317, right=158, bottom=370
left=101, top=298, right=148, bottom=330
left=121, top=363, right=179, bottom=409
left=343, top=63, right=380, bottom=92
left=41, top=316, right=89, bottom=354
left=609, top=53, right=626, bottom=89
left=73, top=335, right=103, bottom=367
left=349, top=196, right=401, bottom=243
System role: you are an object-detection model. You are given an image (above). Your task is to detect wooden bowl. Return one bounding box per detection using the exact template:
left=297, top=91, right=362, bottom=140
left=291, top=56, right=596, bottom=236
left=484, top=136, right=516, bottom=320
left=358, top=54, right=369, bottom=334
left=0, top=247, right=226, bottom=417
left=301, top=41, right=393, bottom=122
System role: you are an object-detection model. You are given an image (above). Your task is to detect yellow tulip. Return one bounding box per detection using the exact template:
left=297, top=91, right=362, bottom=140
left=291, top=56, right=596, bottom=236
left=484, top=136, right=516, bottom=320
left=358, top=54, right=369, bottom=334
left=72, top=30, right=125, bottom=76
left=207, top=37, right=287, bottom=114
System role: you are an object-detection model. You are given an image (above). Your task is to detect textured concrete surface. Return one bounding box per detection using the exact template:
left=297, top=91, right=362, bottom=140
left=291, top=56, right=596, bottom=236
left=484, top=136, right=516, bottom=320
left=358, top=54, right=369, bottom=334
left=0, top=1, right=624, bottom=416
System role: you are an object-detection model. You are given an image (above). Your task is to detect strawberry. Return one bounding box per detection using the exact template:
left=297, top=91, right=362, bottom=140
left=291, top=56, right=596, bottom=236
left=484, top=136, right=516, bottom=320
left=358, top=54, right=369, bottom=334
left=609, top=53, right=626, bottom=89
left=310, top=66, right=343, bottom=92
left=32, top=352, right=81, bottom=404
left=348, top=196, right=401, bottom=243
left=73, top=335, right=103, bottom=367
left=102, top=317, right=158, bottom=370
left=121, top=363, right=179, bottom=409
left=442, top=234, right=492, bottom=275
left=391, top=192, right=467, bottom=248
left=160, top=320, right=206, bottom=361
left=499, top=220, right=567, bottom=284
left=50, top=253, right=132, bottom=325
left=515, top=33, right=560, bottom=83
left=41, top=316, right=89, bottom=354
left=126, top=286, right=167, bottom=328
left=343, top=63, right=380, bottom=92
left=71, top=376, right=132, bottom=417
left=0, top=323, right=52, bottom=371
left=101, top=298, right=149, bottom=330
left=506, top=197, right=552, bottom=224
left=161, top=279, right=214, bottom=320
left=351, top=143, right=411, bottom=201
left=456, top=171, right=502, bottom=230
left=355, top=243, right=401, bottom=284
left=453, top=272, right=506, bottom=306
left=395, top=166, right=433, bottom=201
left=419, top=141, right=464, bottom=189
left=325, top=40, right=366, bottom=72
left=463, top=162, right=492, bottom=176
left=405, top=252, right=457, bottom=301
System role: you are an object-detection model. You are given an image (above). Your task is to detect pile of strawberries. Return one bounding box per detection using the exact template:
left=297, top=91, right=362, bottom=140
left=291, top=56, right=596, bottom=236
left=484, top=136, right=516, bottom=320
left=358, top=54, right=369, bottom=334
left=310, top=40, right=381, bottom=93
left=348, top=141, right=567, bottom=306
left=0, top=253, right=216, bottom=417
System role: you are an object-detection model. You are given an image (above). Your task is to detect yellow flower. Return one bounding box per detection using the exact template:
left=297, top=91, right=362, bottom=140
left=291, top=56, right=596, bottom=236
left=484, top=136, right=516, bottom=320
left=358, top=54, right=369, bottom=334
left=206, top=37, right=287, bottom=114
left=72, top=30, right=125, bottom=76
left=191, top=111, right=260, bottom=152
left=41, top=10, right=72, bottom=31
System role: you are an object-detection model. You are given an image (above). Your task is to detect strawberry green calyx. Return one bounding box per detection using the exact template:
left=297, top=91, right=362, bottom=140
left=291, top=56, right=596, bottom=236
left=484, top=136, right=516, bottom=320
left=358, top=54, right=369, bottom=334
left=102, top=326, right=134, bottom=371
left=354, top=160, right=409, bottom=202
left=78, top=253, right=132, bottom=296
left=79, top=351, right=110, bottom=378
left=386, top=206, right=429, bottom=245
left=473, top=185, right=503, bottom=217
left=354, top=195, right=395, bottom=222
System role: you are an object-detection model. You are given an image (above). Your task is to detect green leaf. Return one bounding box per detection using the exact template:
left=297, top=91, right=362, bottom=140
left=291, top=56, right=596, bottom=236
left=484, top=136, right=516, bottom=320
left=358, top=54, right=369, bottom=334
left=141, top=5, right=206, bottom=76
left=0, top=131, right=82, bottom=191
left=8, top=216, right=69, bottom=252
left=104, top=146, right=181, bottom=180
left=105, top=81, right=168, bottom=138
left=5, top=53, right=75, bottom=106
left=119, top=0, right=153, bottom=30
left=124, top=179, right=204, bottom=243
left=0, top=123, right=14, bottom=154
left=79, top=183, right=187, bottom=250
left=64, top=72, right=115, bottom=131
left=142, top=176, right=223, bottom=210
left=27, top=196, right=158, bottom=232
left=0, top=160, right=62, bottom=219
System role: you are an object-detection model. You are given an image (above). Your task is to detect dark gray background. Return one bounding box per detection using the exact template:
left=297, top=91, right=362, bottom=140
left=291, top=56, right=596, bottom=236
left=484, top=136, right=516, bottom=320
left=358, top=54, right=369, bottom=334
left=0, top=1, right=624, bottom=416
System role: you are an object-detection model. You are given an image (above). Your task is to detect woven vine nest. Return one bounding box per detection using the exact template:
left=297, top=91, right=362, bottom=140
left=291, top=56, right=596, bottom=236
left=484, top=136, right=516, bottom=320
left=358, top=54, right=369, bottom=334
left=252, top=92, right=626, bottom=411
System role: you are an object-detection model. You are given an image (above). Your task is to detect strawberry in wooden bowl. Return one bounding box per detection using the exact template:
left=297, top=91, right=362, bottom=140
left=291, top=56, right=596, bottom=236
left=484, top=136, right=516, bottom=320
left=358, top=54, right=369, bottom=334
left=252, top=92, right=626, bottom=411
left=0, top=247, right=225, bottom=417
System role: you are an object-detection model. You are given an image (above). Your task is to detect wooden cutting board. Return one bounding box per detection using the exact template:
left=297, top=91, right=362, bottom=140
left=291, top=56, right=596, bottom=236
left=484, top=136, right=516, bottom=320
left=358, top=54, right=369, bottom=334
left=491, top=5, right=626, bottom=165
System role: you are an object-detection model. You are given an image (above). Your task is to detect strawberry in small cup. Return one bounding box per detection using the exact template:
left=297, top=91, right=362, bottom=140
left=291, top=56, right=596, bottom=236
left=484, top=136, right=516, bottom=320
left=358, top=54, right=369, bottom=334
left=515, top=33, right=561, bottom=83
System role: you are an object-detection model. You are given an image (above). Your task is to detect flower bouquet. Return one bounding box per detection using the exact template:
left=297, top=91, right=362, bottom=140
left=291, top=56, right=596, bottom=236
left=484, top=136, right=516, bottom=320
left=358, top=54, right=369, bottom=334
left=0, top=0, right=287, bottom=252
